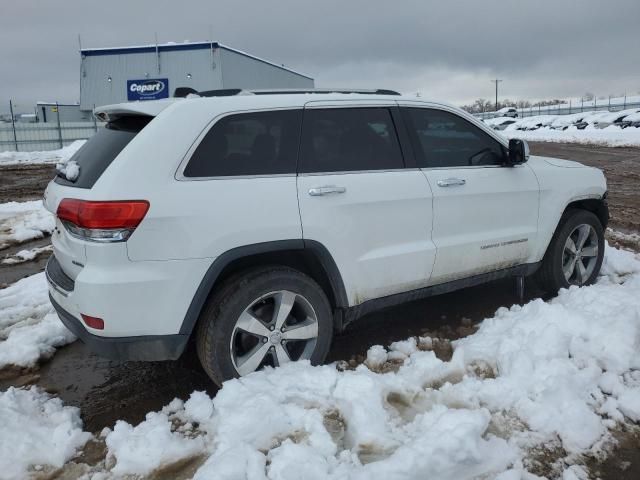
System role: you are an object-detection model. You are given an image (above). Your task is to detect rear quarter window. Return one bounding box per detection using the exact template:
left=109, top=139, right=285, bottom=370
left=54, top=116, right=151, bottom=189
left=183, top=110, right=302, bottom=177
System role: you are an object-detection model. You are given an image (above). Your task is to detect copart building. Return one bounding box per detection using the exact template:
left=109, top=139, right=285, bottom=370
left=78, top=41, right=314, bottom=116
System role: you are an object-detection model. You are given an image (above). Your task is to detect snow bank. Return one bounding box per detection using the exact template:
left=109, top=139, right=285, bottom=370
left=0, top=200, right=55, bottom=249
left=485, top=111, right=640, bottom=147
left=0, top=272, right=75, bottom=369
left=98, top=245, right=640, bottom=479
left=501, top=126, right=640, bottom=147
left=0, top=386, right=91, bottom=479
left=0, top=140, right=85, bottom=166
left=1, top=244, right=53, bottom=265
left=104, top=399, right=206, bottom=476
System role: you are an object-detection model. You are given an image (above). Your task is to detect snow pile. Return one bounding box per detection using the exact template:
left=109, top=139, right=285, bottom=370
left=104, top=398, right=206, bottom=476
left=55, top=159, right=80, bottom=181
left=0, top=140, right=85, bottom=166
left=0, top=272, right=75, bottom=369
left=0, top=386, right=91, bottom=479
left=98, top=245, right=640, bottom=479
left=1, top=244, right=53, bottom=265
left=0, top=200, right=55, bottom=249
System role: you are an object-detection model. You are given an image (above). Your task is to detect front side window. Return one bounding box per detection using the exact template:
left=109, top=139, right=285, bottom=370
left=184, top=110, right=302, bottom=177
left=299, top=108, right=404, bottom=173
left=403, top=108, right=506, bottom=168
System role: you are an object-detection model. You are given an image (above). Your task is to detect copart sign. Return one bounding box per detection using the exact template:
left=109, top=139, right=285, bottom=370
left=127, top=78, right=169, bottom=101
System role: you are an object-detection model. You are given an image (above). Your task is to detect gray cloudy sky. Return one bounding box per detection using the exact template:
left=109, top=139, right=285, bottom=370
left=1, top=0, right=639, bottom=112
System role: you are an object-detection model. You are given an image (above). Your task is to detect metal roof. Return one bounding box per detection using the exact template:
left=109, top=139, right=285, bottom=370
left=80, top=41, right=313, bottom=80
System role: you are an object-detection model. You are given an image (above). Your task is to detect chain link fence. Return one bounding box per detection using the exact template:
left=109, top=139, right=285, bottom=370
left=0, top=102, right=101, bottom=152
left=475, top=95, right=640, bottom=120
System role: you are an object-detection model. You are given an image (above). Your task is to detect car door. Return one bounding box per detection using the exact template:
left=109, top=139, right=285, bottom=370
left=297, top=102, right=436, bottom=305
left=400, top=104, right=539, bottom=284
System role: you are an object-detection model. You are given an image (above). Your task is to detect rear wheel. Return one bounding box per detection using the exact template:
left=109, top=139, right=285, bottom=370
left=536, top=209, right=604, bottom=293
left=196, top=266, right=333, bottom=386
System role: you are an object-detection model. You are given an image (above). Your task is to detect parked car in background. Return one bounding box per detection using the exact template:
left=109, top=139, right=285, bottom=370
left=494, top=119, right=517, bottom=130
left=574, top=111, right=611, bottom=130
left=592, top=109, right=640, bottom=129
left=496, top=107, right=518, bottom=118
left=550, top=112, right=592, bottom=130
left=515, top=115, right=556, bottom=131
left=623, top=112, right=640, bottom=128
left=482, top=116, right=517, bottom=131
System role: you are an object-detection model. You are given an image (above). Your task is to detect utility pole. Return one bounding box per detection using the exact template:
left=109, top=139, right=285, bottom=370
left=491, top=78, right=502, bottom=111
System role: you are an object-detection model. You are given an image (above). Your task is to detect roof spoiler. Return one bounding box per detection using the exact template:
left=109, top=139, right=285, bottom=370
left=94, top=100, right=175, bottom=122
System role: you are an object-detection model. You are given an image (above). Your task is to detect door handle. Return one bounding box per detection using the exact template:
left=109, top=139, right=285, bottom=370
left=436, top=178, right=466, bottom=187
left=308, top=186, right=346, bottom=196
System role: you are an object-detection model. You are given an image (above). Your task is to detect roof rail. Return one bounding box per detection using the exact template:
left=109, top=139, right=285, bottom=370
left=173, top=87, right=400, bottom=98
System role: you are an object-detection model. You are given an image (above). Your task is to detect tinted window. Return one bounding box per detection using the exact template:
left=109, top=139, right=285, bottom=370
left=403, top=108, right=506, bottom=168
left=299, top=108, right=404, bottom=173
left=54, top=116, right=150, bottom=189
left=184, top=110, right=302, bottom=177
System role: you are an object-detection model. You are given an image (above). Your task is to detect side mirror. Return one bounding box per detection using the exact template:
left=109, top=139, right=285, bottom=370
left=508, top=138, right=530, bottom=166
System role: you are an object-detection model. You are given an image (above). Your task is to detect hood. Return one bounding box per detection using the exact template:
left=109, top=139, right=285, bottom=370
left=540, top=157, right=586, bottom=168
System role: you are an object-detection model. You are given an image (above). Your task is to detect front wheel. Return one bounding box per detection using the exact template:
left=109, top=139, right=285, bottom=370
left=536, top=209, right=605, bottom=293
left=196, top=266, right=333, bottom=386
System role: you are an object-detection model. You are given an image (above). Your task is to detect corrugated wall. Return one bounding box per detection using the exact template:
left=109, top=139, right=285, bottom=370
left=80, top=45, right=313, bottom=110
left=80, top=48, right=223, bottom=110
left=220, top=48, right=313, bottom=89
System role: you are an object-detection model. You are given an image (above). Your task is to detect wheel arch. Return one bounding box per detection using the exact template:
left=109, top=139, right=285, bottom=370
left=534, top=193, right=608, bottom=267
left=178, top=239, right=348, bottom=337
left=564, top=194, right=609, bottom=229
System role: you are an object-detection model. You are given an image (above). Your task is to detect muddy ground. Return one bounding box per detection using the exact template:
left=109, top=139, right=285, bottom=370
left=1, top=142, right=639, bottom=478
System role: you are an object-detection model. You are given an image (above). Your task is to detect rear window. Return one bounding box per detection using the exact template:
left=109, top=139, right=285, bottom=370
left=54, top=116, right=151, bottom=189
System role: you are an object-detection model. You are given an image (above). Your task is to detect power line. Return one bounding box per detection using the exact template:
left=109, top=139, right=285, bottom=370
left=490, top=78, right=503, bottom=111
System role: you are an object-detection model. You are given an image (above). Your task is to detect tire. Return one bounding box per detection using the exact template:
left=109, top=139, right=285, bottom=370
left=196, top=266, right=333, bottom=386
left=535, top=209, right=605, bottom=293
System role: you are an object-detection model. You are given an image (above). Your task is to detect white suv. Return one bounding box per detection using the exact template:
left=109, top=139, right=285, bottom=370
left=44, top=89, right=608, bottom=385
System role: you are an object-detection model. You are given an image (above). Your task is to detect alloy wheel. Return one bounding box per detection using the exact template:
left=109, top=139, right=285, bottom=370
left=562, top=223, right=599, bottom=285
left=230, top=290, right=319, bottom=376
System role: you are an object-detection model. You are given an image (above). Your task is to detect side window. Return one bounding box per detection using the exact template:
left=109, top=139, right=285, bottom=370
left=299, top=108, right=404, bottom=173
left=403, top=108, right=506, bottom=168
left=184, top=110, right=302, bottom=177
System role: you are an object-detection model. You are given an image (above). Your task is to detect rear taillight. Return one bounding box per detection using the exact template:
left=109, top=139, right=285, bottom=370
left=57, top=199, right=149, bottom=243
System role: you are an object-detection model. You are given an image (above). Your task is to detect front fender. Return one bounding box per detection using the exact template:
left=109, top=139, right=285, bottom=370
left=528, top=156, right=607, bottom=262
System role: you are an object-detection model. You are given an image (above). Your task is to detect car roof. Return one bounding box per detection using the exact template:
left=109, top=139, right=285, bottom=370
left=94, top=92, right=458, bottom=121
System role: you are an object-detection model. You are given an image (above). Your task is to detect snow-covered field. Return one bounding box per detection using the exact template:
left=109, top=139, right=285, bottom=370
left=0, top=245, right=638, bottom=479
left=0, top=140, right=84, bottom=166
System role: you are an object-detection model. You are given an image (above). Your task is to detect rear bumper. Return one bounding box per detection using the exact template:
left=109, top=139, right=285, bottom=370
left=49, top=293, right=188, bottom=361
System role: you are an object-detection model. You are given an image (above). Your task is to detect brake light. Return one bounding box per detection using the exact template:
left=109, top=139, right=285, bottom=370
left=57, top=199, right=149, bottom=242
